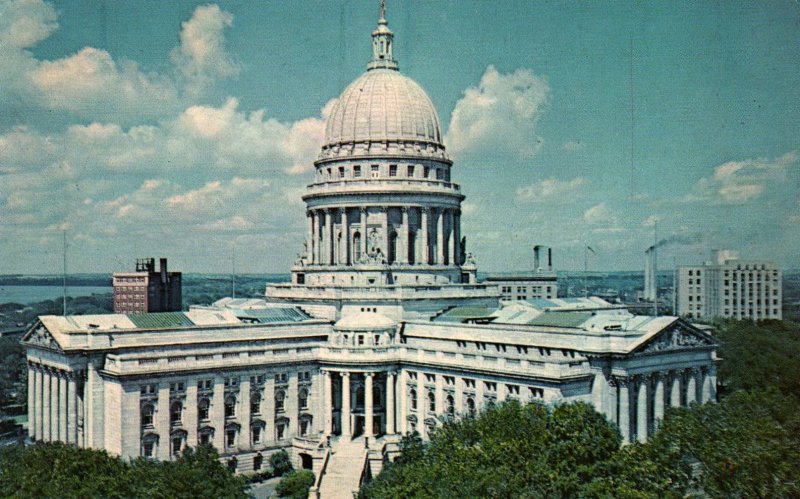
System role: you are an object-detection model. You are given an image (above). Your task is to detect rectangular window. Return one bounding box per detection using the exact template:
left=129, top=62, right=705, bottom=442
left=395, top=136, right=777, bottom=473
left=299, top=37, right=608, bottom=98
left=339, top=166, right=345, bottom=178
left=407, top=165, right=415, bottom=177
left=435, top=168, right=443, bottom=180
left=389, top=164, right=397, bottom=177
left=423, top=166, right=430, bottom=178
left=371, top=165, right=379, bottom=178
left=226, top=430, right=236, bottom=448
left=252, top=427, right=261, bottom=444
left=354, top=165, right=361, bottom=177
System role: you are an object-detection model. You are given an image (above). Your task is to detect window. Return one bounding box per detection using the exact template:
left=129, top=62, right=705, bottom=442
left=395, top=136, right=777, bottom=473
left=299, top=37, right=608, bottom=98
left=299, top=388, right=309, bottom=410
left=371, top=165, right=379, bottom=178
left=170, top=401, right=183, bottom=425
left=423, top=166, right=430, bottom=178
left=197, top=379, right=213, bottom=390
left=407, top=164, right=415, bottom=177
left=252, top=426, right=262, bottom=445
left=338, top=166, right=345, bottom=178
left=435, top=168, right=443, bottom=180
left=277, top=423, right=286, bottom=440
left=143, top=438, right=156, bottom=458
left=409, top=389, right=417, bottom=410
left=199, top=430, right=211, bottom=445
left=198, top=398, right=210, bottom=421
left=445, top=395, right=455, bottom=417
left=354, top=165, right=361, bottom=177
left=466, top=397, right=476, bottom=416
left=224, top=377, right=238, bottom=388
left=140, top=384, right=156, bottom=396
left=225, top=395, right=236, bottom=418
left=226, top=429, right=236, bottom=448
left=141, top=404, right=154, bottom=427
left=428, top=391, right=436, bottom=412
left=389, top=164, right=397, bottom=177
left=300, top=419, right=310, bottom=436
left=250, top=393, right=261, bottom=414
left=169, top=382, right=185, bottom=393
left=275, top=390, right=286, bottom=412
left=275, top=373, right=288, bottom=383
left=172, top=435, right=183, bottom=456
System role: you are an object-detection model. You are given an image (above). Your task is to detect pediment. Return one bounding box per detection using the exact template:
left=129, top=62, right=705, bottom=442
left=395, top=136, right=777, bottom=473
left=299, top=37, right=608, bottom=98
left=635, top=320, right=716, bottom=354
left=21, top=321, right=64, bottom=353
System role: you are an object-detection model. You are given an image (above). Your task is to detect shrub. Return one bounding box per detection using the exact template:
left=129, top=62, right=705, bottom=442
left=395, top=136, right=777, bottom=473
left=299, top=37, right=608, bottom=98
left=269, top=449, right=294, bottom=477
left=275, top=470, right=315, bottom=499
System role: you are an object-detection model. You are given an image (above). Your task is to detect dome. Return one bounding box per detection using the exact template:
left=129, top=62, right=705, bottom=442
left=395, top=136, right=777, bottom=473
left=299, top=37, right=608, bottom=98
left=323, top=69, right=442, bottom=148
left=334, top=312, right=396, bottom=331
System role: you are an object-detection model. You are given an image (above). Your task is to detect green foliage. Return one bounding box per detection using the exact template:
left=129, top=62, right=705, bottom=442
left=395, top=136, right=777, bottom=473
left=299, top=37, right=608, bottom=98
left=0, top=442, right=248, bottom=499
left=275, top=469, right=315, bottom=499
left=0, top=335, right=26, bottom=409
left=360, top=400, right=679, bottom=499
left=269, top=449, right=294, bottom=477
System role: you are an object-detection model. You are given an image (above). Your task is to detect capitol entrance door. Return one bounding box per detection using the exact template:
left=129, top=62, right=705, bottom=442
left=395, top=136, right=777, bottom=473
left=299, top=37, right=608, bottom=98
left=353, top=415, right=365, bottom=437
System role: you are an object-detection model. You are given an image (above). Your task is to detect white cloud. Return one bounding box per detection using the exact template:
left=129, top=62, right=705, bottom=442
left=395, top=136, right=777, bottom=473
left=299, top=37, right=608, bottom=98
left=693, top=151, right=797, bottom=204
left=583, top=202, right=617, bottom=225
left=0, top=0, right=57, bottom=49
left=515, top=177, right=586, bottom=203
left=445, top=65, right=549, bottom=159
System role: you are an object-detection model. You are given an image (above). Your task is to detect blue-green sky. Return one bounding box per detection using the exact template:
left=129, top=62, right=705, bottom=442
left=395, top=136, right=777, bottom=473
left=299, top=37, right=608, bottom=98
left=1, top=0, right=798, bottom=274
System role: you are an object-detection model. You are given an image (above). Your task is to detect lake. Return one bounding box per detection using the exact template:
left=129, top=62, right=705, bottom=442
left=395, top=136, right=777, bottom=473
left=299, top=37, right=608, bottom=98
left=0, top=286, right=112, bottom=305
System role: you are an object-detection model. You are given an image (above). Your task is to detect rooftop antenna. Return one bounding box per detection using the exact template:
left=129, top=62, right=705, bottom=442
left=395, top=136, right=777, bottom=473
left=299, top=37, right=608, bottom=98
left=653, top=220, right=658, bottom=317
left=584, top=246, right=595, bottom=298
left=629, top=36, right=635, bottom=201
left=62, top=229, right=67, bottom=316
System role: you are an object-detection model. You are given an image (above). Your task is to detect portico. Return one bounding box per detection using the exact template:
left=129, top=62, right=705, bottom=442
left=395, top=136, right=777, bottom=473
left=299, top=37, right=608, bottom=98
left=321, top=369, right=397, bottom=439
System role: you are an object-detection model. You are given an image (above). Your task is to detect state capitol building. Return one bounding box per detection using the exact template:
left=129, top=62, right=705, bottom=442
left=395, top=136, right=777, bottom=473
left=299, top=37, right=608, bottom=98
left=23, top=5, right=718, bottom=495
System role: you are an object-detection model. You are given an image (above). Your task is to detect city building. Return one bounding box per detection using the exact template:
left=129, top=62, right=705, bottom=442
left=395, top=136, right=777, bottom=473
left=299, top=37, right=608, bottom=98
left=24, top=6, right=718, bottom=495
left=112, top=258, right=182, bottom=314
left=485, top=246, right=558, bottom=301
left=675, top=250, right=782, bottom=320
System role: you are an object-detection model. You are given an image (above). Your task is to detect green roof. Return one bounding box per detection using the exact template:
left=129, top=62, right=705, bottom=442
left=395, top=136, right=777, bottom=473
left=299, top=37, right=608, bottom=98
left=235, top=307, right=310, bottom=324
left=526, top=311, right=592, bottom=328
left=433, top=307, right=496, bottom=323
left=127, top=312, right=194, bottom=329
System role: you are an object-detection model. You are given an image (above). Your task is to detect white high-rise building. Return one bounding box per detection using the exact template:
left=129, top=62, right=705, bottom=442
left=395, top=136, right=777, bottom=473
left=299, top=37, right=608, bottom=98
left=24, top=6, right=719, bottom=494
left=675, top=250, right=782, bottom=320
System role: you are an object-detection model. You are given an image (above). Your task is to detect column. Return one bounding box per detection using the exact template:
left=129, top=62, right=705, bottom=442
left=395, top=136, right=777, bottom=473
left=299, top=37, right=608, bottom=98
left=185, top=380, right=198, bottom=448
left=380, top=208, right=389, bottom=259
left=397, top=371, right=407, bottom=434
left=386, top=372, right=395, bottom=435
left=211, top=377, right=225, bottom=452
left=636, top=378, right=648, bottom=443
left=342, top=208, right=350, bottom=265
left=685, top=369, right=697, bottom=405
left=156, top=383, right=170, bottom=460
left=360, top=208, right=368, bottom=261
left=325, top=209, right=334, bottom=265
left=58, top=372, right=67, bottom=442
left=447, top=209, right=455, bottom=265
left=50, top=371, right=59, bottom=442
left=436, top=209, right=444, bottom=264
left=453, top=210, right=461, bottom=265
left=417, top=373, right=426, bottom=439
left=42, top=369, right=51, bottom=441
left=312, top=211, right=320, bottom=264
left=240, top=378, right=251, bottom=450
left=669, top=372, right=681, bottom=407
left=323, top=371, right=333, bottom=435
left=365, top=373, right=374, bottom=438
left=420, top=208, right=429, bottom=265
left=434, top=374, right=444, bottom=416
left=306, top=211, right=314, bottom=261
left=617, top=377, right=630, bottom=443
left=34, top=366, right=43, bottom=440
left=400, top=208, right=409, bottom=264
left=341, top=373, right=351, bottom=438
left=653, top=373, right=665, bottom=428
left=67, top=373, right=78, bottom=444
left=28, top=365, right=36, bottom=440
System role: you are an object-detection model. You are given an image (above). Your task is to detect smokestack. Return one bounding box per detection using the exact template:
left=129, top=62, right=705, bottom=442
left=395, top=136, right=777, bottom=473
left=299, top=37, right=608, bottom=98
left=644, top=248, right=652, bottom=301
left=547, top=247, right=552, bottom=271
left=533, top=245, right=541, bottom=271
left=160, top=258, right=168, bottom=285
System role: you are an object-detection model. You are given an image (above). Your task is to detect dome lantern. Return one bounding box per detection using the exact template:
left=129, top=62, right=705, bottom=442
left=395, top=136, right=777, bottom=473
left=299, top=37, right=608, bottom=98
left=367, top=0, right=398, bottom=71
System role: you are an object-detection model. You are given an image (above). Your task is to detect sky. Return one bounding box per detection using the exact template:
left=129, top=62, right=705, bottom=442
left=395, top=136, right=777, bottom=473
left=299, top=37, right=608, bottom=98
left=0, top=0, right=798, bottom=274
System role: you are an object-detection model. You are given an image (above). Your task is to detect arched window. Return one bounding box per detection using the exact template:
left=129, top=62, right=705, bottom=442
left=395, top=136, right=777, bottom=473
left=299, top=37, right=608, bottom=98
left=466, top=397, right=476, bottom=416
left=225, top=395, right=236, bottom=419
left=170, top=401, right=183, bottom=425
left=353, top=232, right=362, bottom=262
left=428, top=391, right=436, bottom=412
left=409, top=389, right=417, bottom=410
left=445, top=395, right=455, bottom=417
left=250, top=392, right=261, bottom=415
left=275, top=390, right=285, bottom=412
left=198, top=398, right=210, bottom=421
left=141, top=404, right=154, bottom=427
left=298, top=388, right=309, bottom=410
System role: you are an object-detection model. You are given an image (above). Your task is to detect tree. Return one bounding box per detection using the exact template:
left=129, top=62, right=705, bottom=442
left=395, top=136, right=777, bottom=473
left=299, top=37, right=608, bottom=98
left=269, top=449, right=294, bottom=477
left=275, top=470, right=315, bottom=499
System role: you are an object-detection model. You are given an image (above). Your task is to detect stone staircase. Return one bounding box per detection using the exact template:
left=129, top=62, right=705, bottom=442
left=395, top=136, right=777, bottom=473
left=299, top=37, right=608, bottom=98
left=317, top=437, right=368, bottom=499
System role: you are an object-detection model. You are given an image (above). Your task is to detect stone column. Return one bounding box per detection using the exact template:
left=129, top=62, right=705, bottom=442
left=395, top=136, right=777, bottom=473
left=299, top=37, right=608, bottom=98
left=436, top=209, right=445, bottom=264
left=58, top=372, right=67, bottom=442
left=341, top=372, right=351, bottom=438
left=400, top=208, right=409, bottom=264
left=240, top=378, right=251, bottom=451
left=211, top=377, right=225, bottom=452
left=685, top=369, right=697, bottom=405
left=653, top=373, right=665, bottom=428
left=453, top=210, right=461, bottom=265
left=420, top=208, right=429, bottom=265
left=67, top=373, right=78, bottom=444
left=636, top=378, right=648, bottom=443
left=28, top=365, right=36, bottom=441
left=670, top=372, right=681, bottom=407
left=386, top=372, right=395, bottom=435
left=307, top=211, right=314, bottom=261
left=434, top=374, right=444, bottom=416
left=312, top=210, right=320, bottom=264
left=42, top=369, right=51, bottom=441
left=417, top=373, right=426, bottom=439
left=380, top=208, right=389, bottom=259
left=342, top=208, right=350, bottom=265
left=34, top=365, right=43, bottom=440
left=397, top=371, right=407, bottom=434
left=365, top=373, right=374, bottom=438
left=186, top=380, right=198, bottom=449
left=447, top=209, right=455, bottom=265
left=360, top=208, right=368, bottom=262
left=323, top=371, right=333, bottom=435
left=50, top=371, right=59, bottom=442
left=156, top=383, right=170, bottom=460
left=616, top=377, right=630, bottom=444
left=325, top=209, right=334, bottom=265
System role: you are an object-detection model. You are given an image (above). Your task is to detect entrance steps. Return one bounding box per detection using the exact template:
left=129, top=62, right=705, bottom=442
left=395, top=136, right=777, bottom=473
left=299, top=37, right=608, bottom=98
left=317, top=437, right=368, bottom=499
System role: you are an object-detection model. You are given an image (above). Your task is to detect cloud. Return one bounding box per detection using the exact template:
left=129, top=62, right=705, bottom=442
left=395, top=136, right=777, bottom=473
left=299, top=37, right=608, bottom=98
left=445, top=65, right=549, bottom=159
left=0, top=0, right=57, bottom=49
left=693, top=151, right=797, bottom=204
left=515, top=177, right=587, bottom=203
left=583, top=202, right=617, bottom=225
left=171, top=4, right=239, bottom=94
